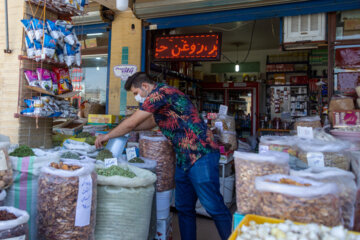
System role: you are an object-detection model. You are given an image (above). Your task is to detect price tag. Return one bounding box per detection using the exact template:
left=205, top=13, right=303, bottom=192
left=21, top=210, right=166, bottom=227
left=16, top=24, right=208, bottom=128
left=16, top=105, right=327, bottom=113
left=259, top=145, right=269, bottom=153
left=297, top=126, right=314, bottom=139
left=0, top=150, right=8, bottom=171
left=104, top=158, right=118, bottom=168
left=307, top=152, right=325, bottom=167
left=75, top=175, right=93, bottom=227
left=215, top=122, right=223, bottom=131
left=218, top=105, right=228, bottom=116
left=126, top=147, right=137, bottom=161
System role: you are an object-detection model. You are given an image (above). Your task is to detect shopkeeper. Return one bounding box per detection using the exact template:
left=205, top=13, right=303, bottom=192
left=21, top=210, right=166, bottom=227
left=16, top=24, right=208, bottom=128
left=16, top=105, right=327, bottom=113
left=95, top=72, right=232, bottom=240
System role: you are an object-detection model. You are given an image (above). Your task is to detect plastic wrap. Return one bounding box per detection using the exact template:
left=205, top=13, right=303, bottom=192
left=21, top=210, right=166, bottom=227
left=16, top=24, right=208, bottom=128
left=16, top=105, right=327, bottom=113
left=126, top=157, right=157, bottom=171
left=294, top=116, right=322, bottom=129
left=139, top=132, right=175, bottom=192
left=95, top=163, right=156, bottom=240
left=37, top=162, right=97, bottom=240
left=296, top=139, right=351, bottom=170
left=220, top=131, right=237, bottom=151
left=0, top=139, right=13, bottom=189
left=0, top=190, right=6, bottom=206
left=234, top=151, right=290, bottom=214
left=0, top=207, right=29, bottom=239
left=351, top=151, right=360, bottom=231
left=255, top=174, right=342, bottom=227
left=291, top=167, right=356, bottom=229
left=212, top=115, right=236, bottom=132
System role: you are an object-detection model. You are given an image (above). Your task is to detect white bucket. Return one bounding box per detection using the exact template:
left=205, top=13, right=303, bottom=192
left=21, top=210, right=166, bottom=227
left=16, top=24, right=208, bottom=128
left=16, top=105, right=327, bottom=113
left=156, top=189, right=173, bottom=220
left=220, top=175, right=235, bottom=203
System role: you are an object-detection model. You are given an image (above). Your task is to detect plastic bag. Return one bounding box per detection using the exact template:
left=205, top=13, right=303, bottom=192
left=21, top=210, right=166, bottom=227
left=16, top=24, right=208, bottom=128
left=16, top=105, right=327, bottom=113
left=38, top=162, right=97, bottom=240
left=75, top=43, right=81, bottom=67
left=0, top=190, right=6, bottom=206
left=25, top=36, right=35, bottom=59
left=7, top=153, right=59, bottom=240
left=213, top=114, right=236, bottom=132
left=36, top=68, right=52, bottom=91
left=125, top=157, right=157, bottom=171
left=234, top=151, right=290, bottom=214
left=95, top=162, right=156, bottom=240
left=351, top=151, right=360, bottom=231
left=139, top=132, right=175, bottom=192
left=21, top=19, right=35, bottom=43
left=220, top=131, right=237, bottom=151
left=64, top=43, right=76, bottom=67
left=255, top=174, right=342, bottom=227
left=295, top=116, right=322, bottom=129
left=296, top=139, right=351, bottom=170
left=291, top=167, right=356, bottom=229
left=34, top=40, right=42, bottom=61
left=42, top=34, right=56, bottom=59
left=50, top=71, right=59, bottom=95
left=31, top=18, right=45, bottom=42
left=0, top=135, right=13, bottom=189
left=46, top=20, right=61, bottom=40
left=53, top=67, right=72, bottom=94
left=0, top=207, right=29, bottom=239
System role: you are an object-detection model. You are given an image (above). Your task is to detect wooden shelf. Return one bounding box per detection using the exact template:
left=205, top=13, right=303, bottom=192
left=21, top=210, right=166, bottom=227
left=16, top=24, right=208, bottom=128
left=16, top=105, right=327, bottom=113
left=19, top=55, right=68, bottom=68
left=25, top=86, right=80, bottom=99
left=25, top=0, right=84, bottom=17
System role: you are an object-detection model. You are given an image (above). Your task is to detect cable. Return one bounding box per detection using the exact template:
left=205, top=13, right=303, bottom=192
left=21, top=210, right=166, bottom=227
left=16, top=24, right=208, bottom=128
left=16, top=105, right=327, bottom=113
left=242, top=20, right=256, bottom=63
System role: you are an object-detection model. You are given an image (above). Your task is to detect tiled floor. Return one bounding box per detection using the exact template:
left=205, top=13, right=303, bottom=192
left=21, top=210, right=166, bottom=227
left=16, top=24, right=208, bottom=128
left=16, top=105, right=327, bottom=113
left=172, top=212, right=221, bottom=240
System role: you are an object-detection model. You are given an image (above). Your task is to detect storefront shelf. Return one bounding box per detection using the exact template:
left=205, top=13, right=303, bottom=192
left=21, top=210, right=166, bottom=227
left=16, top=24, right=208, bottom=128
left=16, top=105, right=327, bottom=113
left=18, top=55, right=68, bottom=68
left=25, top=0, right=83, bottom=17
left=14, top=113, right=75, bottom=120
left=25, top=86, right=81, bottom=99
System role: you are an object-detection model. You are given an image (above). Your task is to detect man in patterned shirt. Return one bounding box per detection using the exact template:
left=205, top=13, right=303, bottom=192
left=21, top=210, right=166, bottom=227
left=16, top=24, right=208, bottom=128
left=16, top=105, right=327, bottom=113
left=95, top=72, right=232, bottom=240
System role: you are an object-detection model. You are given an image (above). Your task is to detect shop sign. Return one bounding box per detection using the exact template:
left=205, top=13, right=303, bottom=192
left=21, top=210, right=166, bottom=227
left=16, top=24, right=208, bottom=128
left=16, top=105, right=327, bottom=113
left=113, top=65, right=138, bottom=81
left=154, top=33, right=222, bottom=61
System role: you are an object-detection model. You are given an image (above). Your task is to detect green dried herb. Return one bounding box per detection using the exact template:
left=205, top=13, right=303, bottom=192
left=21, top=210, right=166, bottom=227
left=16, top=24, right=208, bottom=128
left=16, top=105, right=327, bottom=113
left=77, top=132, right=93, bottom=138
left=128, top=157, right=144, bottom=163
left=61, top=151, right=81, bottom=160
left=96, top=149, right=113, bottom=161
left=85, top=136, right=96, bottom=145
left=9, top=145, right=35, bottom=157
left=96, top=165, right=136, bottom=178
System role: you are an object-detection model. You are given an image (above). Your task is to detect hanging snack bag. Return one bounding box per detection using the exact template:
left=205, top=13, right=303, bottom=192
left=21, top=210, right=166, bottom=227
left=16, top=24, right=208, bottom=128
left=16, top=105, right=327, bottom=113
left=36, top=68, right=53, bottom=91
left=75, top=43, right=81, bottom=67
left=25, top=36, right=36, bottom=59
left=21, top=18, right=35, bottom=43
left=56, top=46, right=64, bottom=63
left=42, top=34, right=56, bottom=59
left=64, top=43, right=76, bottom=67
left=34, top=40, right=42, bottom=61
left=53, top=68, right=72, bottom=94
left=24, top=70, right=40, bottom=87
left=50, top=71, right=59, bottom=95
left=58, top=23, right=76, bottom=46
left=32, top=18, right=45, bottom=42
left=46, top=20, right=61, bottom=40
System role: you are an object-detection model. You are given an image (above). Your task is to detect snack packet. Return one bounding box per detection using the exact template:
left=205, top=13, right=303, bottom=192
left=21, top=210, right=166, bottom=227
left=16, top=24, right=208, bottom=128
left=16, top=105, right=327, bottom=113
left=56, top=46, right=64, bottom=63
left=25, top=36, right=36, bottom=59
left=41, top=33, right=57, bottom=59
left=75, top=43, right=81, bottom=67
left=46, top=20, right=61, bottom=40
left=53, top=68, right=72, bottom=94
left=36, top=68, right=53, bottom=91
left=24, top=70, right=39, bottom=87
left=32, top=18, right=46, bottom=42
left=50, top=71, right=59, bottom=95
left=34, top=40, right=42, bottom=61
left=64, top=43, right=76, bottom=67
left=21, top=19, right=35, bottom=43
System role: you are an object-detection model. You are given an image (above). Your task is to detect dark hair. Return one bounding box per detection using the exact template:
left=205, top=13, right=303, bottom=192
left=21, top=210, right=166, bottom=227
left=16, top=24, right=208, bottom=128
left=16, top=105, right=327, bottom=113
left=124, top=72, right=155, bottom=91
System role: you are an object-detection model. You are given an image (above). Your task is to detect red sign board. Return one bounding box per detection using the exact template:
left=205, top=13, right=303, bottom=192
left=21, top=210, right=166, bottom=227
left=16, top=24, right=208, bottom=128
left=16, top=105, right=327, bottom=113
left=154, top=33, right=222, bottom=61
left=335, top=47, right=360, bottom=67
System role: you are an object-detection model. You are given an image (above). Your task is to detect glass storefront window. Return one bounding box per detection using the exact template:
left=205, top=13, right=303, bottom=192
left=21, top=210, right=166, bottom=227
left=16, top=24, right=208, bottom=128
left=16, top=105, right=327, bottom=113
left=336, top=9, right=360, bottom=40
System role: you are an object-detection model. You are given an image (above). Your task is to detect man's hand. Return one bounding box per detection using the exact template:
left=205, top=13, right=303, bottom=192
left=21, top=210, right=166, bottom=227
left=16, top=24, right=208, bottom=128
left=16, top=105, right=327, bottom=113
left=95, top=134, right=110, bottom=149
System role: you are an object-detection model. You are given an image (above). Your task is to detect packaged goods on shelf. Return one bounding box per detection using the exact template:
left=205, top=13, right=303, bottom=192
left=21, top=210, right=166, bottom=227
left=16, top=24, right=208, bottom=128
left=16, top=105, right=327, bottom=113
left=7, top=149, right=60, bottom=240
left=259, top=136, right=298, bottom=155
left=296, top=139, right=351, bottom=170
left=234, top=151, right=290, bottom=214
left=291, top=167, right=356, bottom=229
left=212, top=114, right=236, bottom=132
left=139, top=132, right=175, bottom=192
left=38, top=162, right=97, bottom=240
left=95, top=163, right=156, bottom=240
left=294, top=116, right=322, bottom=129
left=255, top=174, right=342, bottom=227
left=0, top=207, right=30, bottom=240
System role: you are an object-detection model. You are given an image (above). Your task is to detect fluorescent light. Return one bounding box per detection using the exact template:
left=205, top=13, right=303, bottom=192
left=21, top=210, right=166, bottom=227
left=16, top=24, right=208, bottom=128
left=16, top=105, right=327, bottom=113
left=235, top=63, right=240, bottom=72
left=96, top=57, right=101, bottom=60
left=96, top=67, right=100, bottom=71
left=87, top=33, right=103, bottom=36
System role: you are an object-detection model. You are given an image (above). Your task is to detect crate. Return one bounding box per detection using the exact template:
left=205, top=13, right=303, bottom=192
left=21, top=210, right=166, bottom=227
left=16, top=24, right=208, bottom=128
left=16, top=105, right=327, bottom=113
left=53, top=120, right=86, bottom=136
left=233, top=212, right=245, bottom=231
left=229, top=215, right=360, bottom=240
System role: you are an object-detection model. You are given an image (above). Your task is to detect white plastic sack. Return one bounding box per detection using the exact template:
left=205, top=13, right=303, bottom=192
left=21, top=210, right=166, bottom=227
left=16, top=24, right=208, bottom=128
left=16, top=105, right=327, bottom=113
left=255, top=174, right=342, bottom=227
left=126, top=157, right=157, bottom=171
left=291, top=167, right=356, bottom=229
left=95, top=162, right=156, bottom=240
left=63, top=139, right=97, bottom=153
left=220, top=131, right=237, bottom=151
left=0, top=206, right=29, bottom=239
left=7, top=153, right=59, bottom=240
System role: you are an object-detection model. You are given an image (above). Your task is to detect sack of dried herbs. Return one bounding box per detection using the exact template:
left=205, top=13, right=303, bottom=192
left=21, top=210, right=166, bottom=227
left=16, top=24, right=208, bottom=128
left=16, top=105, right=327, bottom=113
left=0, top=207, right=29, bottom=239
left=37, top=162, right=97, bottom=240
left=95, top=162, right=156, bottom=240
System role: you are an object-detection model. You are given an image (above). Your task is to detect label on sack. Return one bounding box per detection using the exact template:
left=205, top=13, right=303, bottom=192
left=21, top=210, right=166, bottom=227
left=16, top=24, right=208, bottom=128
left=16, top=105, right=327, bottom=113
left=307, top=152, right=325, bottom=167
left=297, top=126, right=314, bottom=139
left=0, top=150, right=8, bottom=171
left=215, top=122, right=223, bottom=131
left=259, top=145, right=269, bottom=153
left=104, top=158, right=117, bottom=168
left=126, top=147, right=137, bottom=161
left=4, top=235, right=26, bottom=240
left=75, top=174, right=92, bottom=227
left=218, top=105, right=228, bottom=116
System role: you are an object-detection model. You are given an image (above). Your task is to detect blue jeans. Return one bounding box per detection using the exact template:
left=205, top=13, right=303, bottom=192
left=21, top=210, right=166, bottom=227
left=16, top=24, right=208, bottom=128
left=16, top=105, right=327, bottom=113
left=175, top=152, right=232, bottom=240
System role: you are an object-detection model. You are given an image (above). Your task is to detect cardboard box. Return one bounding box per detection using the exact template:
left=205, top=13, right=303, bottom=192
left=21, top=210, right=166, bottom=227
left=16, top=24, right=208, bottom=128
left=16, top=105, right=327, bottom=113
left=88, top=114, right=122, bottom=124
left=155, top=214, right=173, bottom=240
left=53, top=120, right=86, bottom=136
left=332, top=110, right=360, bottom=128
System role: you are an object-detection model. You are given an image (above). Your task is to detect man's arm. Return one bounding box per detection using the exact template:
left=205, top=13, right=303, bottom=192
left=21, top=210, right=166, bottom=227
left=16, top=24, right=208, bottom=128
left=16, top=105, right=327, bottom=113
left=95, top=110, right=153, bottom=148
left=134, top=115, right=157, bottom=131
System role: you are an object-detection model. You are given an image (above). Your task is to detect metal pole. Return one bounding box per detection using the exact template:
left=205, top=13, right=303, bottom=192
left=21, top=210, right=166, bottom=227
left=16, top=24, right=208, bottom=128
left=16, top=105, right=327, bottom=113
left=4, top=0, right=12, bottom=54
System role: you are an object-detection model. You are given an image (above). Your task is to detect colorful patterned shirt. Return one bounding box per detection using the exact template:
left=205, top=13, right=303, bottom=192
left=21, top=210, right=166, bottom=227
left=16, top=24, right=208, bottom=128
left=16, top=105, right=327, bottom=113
left=140, top=83, right=219, bottom=170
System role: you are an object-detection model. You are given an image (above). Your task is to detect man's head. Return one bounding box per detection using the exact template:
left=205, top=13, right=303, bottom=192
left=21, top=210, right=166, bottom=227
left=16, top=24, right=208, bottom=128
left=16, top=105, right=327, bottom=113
left=125, top=72, right=155, bottom=103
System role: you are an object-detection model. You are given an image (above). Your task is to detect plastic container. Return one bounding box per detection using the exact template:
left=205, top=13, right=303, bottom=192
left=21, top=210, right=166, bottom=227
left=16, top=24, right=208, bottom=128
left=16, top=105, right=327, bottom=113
left=156, top=189, right=173, bottom=220
left=105, top=136, right=128, bottom=158
left=229, top=214, right=360, bottom=240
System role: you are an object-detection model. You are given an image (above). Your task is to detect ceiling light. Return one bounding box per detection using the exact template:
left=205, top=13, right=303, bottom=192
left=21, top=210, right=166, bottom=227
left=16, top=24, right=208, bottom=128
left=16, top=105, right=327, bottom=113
left=235, top=43, right=240, bottom=73
left=96, top=57, right=101, bottom=60
left=235, top=62, right=240, bottom=72
left=87, top=33, right=103, bottom=36
left=96, top=67, right=100, bottom=71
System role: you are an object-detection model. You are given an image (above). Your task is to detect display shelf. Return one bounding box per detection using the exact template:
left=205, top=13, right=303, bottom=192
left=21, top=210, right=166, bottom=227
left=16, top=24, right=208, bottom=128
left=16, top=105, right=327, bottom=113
left=19, top=55, right=68, bottom=68
left=266, top=71, right=308, bottom=74
left=14, top=113, right=75, bottom=120
left=25, top=0, right=84, bottom=17
left=25, top=86, right=80, bottom=99
left=151, top=63, right=201, bottom=83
